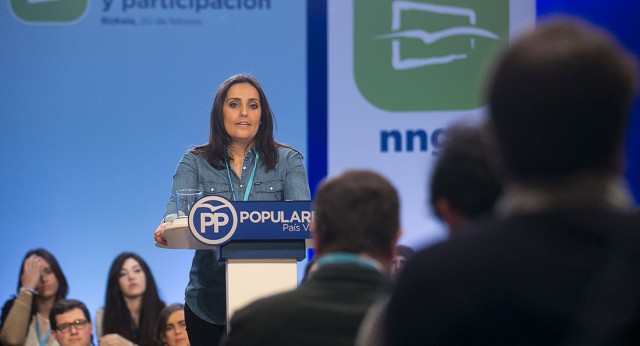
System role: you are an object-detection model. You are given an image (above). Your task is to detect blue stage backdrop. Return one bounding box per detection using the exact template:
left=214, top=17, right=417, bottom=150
left=0, top=0, right=307, bottom=319
left=1, top=0, right=638, bottom=327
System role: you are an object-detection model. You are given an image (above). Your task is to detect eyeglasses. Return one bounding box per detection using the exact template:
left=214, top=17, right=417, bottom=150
left=56, top=319, right=90, bottom=333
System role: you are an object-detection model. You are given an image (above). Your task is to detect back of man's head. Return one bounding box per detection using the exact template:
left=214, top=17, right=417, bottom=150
left=488, top=17, right=637, bottom=181
left=430, top=123, right=503, bottom=230
left=313, top=170, right=400, bottom=259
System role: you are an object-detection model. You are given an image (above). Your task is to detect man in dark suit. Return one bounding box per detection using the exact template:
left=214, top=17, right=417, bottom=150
left=384, top=17, right=640, bottom=346
left=355, top=123, right=503, bottom=346
left=221, top=170, right=400, bottom=346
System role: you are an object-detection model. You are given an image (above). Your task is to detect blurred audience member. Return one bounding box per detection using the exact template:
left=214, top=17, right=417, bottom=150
left=221, top=170, right=401, bottom=346
left=357, top=123, right=501, bottom=346
left=155, top=304, right=189, bottom=346
left=50, top=299, right=93, bottom=346
left=97, top=253, right=165, bottom=346
left=1, top=248, right=69, bottom=346
left=390, top=245, right=415, bottom=279
left=385, top=17, right=640, bottom=345
left=429, top=122, right=503, bottom=234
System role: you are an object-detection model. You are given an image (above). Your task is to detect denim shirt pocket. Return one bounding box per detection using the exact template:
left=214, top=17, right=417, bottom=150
left=253, top=179, right=284, bottom=201
left=201, top=181, right=233, bottom=201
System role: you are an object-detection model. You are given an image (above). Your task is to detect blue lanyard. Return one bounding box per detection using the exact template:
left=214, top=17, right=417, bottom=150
left=315, top=252, right=383, bottom=273
left=35, top=314, right=51, bottom=346
left=225, top=151, right=259, bottom=201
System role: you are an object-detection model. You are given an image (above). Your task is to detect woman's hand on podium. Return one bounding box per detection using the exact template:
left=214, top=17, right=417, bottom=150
left=154, top=223, right=169, bottom=246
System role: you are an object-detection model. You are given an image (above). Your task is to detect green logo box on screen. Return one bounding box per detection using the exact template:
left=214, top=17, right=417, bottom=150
left=354, top=0, right=509, bottom=111
left=11, top=0, right=87, bottom=23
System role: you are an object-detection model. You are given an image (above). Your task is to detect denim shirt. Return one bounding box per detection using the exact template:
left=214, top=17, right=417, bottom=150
left=163, top=146, right=311, bottom=325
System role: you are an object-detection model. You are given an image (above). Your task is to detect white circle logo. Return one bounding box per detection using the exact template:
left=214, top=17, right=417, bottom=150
left=188, top=196, right=238, bottom=245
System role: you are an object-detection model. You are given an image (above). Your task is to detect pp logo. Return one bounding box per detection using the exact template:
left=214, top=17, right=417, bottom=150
left=189, top=196, right=238, bottom=246
left=354, top=0, right=509, bottom=111
left=10, top=0, right=88, bottom=24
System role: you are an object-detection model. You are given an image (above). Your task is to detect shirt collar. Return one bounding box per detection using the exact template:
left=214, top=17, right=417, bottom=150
left=315, top=252, right=385, bottom=274
left=225, top=145, right=257, bottom=158
left=496, top=171, right=633, bottom=216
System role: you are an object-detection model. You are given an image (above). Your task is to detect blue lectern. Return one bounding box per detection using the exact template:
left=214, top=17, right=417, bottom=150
left=157, top=196, right=313, bottom=324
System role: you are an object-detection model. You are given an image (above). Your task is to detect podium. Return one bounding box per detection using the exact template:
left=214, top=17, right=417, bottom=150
left=157, top=196, right=313, bottom=324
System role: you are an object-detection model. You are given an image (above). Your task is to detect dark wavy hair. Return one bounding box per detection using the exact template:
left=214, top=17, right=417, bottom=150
left=192, top=74, right=293, bottom=171
left=102, top=252, right=165, bottom=346
left=16, top=248, right=69, bottom=317
left=154, top=303, right=184, bottom=346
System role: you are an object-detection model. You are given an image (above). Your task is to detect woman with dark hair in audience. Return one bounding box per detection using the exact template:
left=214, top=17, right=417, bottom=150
left=155, top=304, right=189, bottom=346
left=0, top=248, right=69, bottom=346
left=96, top=252, right=165, bottom=346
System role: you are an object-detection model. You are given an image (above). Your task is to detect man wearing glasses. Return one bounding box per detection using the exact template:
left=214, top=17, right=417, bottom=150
left=50, top=299, right=93, bottom=346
